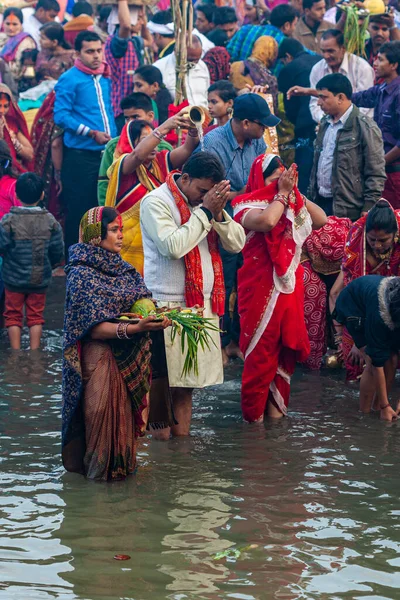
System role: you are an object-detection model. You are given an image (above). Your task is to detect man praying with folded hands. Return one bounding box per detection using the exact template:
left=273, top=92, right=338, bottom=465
left=140, top=152, right=245, bottom=439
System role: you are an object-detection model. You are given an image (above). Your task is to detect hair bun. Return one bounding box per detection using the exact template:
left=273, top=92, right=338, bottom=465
left=376, top=198, right=391, bottom=208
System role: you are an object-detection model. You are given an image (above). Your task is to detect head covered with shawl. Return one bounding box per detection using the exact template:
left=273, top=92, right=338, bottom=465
left=106, top=119, right=168, bottom=203
left=231, top=35, right=278, bottom=91
left=250, top=35, right=278, bottom=68
left=0, top=83, right=33, bottom=173
left=247, top=152, right=284, bottom=190
left=343, top=198, right=400, bottom=284
left=203, top=47, right=231, bottom=85
left=62, top=207, right=152, bottom=470
left=234, top=153, right=312, bottom=294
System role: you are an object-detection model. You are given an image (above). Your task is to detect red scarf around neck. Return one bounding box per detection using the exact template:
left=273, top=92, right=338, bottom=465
left=74, top=58, right=110, bottom=77
left=166, top=172, right=225, bottom=316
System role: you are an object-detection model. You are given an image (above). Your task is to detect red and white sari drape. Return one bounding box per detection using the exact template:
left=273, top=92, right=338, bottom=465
left=232, top=155, right=312, bottom=421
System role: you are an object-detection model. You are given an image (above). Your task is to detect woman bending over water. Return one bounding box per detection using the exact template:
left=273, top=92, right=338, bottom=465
left=62, top=207, right=169, bottom=481
left=334, top=275, right=400, bottom=421
left=330, top=200, right=400, bottom=381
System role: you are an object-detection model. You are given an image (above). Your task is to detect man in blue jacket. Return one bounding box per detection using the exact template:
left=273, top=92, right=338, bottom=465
left=54, top=30, right=116, bottom=256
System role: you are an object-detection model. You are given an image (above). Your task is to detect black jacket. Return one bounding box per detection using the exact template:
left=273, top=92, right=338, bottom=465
left=278, top=52, right=322, bottom=138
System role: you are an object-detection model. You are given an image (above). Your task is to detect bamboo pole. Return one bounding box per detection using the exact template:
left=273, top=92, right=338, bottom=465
left=172, top=0, right=193, bottom=106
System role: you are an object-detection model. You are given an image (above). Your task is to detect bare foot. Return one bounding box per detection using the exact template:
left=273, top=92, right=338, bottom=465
left=222, top=347, right=229, bottom=367
left=225, top=340, right=244, bottom=361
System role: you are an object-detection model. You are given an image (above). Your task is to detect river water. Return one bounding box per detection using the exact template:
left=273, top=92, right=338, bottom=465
left=1, top=281, right=400, bottom=600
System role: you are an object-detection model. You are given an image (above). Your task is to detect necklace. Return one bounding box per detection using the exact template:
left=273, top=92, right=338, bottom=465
left=372, top=245, right=393, bottom=263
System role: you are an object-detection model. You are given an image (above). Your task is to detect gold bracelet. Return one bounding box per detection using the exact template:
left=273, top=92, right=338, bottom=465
left=273, top=192, right=289, bottom=206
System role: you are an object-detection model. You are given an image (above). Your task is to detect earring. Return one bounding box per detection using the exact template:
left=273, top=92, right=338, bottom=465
left=227, top=107, right=233, bottom=116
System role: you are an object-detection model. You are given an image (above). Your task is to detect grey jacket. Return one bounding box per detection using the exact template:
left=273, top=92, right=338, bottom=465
left=308, top=105, right=386, bottom=221
left=0, top=206, right=64, bottom=292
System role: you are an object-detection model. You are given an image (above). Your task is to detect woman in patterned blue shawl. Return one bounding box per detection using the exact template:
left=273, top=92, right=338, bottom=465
left=62, top=206, right=169, bottom=481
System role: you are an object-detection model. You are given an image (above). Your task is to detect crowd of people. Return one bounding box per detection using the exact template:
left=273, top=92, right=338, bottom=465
left=1, top=0, right=400, bottom=481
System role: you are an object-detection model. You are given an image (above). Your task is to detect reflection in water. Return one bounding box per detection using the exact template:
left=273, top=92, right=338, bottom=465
left=160, top=467, right=234, bottom=595
left=1, top=322, right=400, bottom=599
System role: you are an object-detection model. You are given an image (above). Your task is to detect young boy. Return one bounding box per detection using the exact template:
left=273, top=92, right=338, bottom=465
left=0, top=172, right=64, bottom=350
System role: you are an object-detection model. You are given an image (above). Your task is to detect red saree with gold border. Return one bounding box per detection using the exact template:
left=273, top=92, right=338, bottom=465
left=232, top=155, right=312, bottom=421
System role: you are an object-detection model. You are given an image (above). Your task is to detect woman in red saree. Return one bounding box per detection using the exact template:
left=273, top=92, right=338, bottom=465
left=0, top=83, right=34, bottom=173
left=232, top=154, right=327, bottom=421
left=105, top=110, right=200, bottom=274
left=330, top=199, right=400, bottom=383
left=301, top=216, right=352, bottom=369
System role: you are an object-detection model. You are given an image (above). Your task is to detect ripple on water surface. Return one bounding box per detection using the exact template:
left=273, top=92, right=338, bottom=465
left=1, top=332, right=400, bottom=600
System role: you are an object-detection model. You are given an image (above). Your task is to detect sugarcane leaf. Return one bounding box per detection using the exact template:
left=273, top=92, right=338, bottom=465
left=181, top=327, right=186, bottom=354
left=171, top=324, right=177, bottom=343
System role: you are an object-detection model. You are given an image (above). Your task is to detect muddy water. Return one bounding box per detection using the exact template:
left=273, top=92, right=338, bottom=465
left=1, top=280, right=400, bottom=600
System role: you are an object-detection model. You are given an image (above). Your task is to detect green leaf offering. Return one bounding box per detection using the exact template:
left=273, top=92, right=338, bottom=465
left=166, top=309, right=221, bottom=377
left=342, top=4, right=369, bottom=57
left=123, top=300, right=222, bottom=377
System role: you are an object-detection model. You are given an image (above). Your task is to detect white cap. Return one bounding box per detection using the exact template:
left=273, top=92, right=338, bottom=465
left=147, top=21, right=174, bottom=35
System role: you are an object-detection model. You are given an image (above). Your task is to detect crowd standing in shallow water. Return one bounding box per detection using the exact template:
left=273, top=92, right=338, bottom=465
left=1, top=0, right=400, bottom=480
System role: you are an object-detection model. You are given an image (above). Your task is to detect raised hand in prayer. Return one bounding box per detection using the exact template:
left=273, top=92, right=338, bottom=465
left=203, top=179, right=231, bottom=221
left=278, top=164, right=297, bottom=196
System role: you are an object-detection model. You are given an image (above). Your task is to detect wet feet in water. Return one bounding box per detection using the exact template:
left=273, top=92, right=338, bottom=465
left=371, top=395, right=380, bottom=412
left=222, top=341, right=244, bottom=366
left=222, top=347, right=229, bottom=367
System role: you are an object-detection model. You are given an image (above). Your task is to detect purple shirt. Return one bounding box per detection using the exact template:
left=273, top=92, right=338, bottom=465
left=352, top=76, right=400, bottom=155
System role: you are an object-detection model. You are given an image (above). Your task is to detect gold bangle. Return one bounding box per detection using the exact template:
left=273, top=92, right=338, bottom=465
left=273, top=192, right=289, bottom=206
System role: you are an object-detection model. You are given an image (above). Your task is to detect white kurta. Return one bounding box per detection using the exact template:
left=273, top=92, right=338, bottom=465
left=309, top=52, right=375, bottom=123
left=140, top=180, right=245, bottom=388
left=153, top=54, right=210, bottom=108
